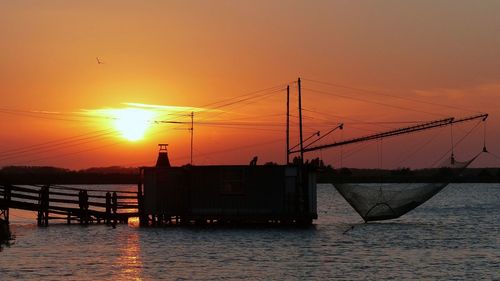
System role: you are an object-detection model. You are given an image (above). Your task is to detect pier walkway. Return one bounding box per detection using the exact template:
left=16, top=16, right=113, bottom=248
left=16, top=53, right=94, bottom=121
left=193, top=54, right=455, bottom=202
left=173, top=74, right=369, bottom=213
left=0, top=184, right=139, bottom=226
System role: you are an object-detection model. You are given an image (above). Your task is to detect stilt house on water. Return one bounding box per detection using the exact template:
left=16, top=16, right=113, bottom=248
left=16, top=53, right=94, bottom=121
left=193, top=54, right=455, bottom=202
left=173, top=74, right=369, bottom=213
left=137, top=79, right=488, bottom=226
left=139, top=145, right=318, bottom=226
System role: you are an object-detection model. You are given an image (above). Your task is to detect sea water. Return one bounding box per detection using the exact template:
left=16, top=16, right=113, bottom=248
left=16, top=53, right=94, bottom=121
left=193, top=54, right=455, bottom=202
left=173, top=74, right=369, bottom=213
left=0, top=183, right=498, bottom=280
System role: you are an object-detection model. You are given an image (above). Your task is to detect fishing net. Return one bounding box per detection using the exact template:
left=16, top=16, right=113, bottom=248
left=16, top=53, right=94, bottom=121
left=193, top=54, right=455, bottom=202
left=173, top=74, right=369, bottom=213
left=334, top=154, right=479, bottom=222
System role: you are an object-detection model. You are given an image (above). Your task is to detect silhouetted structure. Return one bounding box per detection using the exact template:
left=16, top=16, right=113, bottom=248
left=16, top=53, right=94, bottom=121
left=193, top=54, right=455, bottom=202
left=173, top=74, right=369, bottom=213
left=0, top=184, right=10, bottom=241
left=0, top=184, right=137, bottom=226
left=139, top=147, right=318, bottom=226
left=156, top=144, right=171, bottom=167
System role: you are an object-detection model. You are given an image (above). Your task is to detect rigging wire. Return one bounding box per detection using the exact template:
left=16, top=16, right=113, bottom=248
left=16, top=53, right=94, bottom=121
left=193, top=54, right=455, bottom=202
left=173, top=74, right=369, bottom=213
left=195, top=124, right=284, bottom=133
left=483, top=119, right=488, bottom=152
left=301, top=108, right=396, bottom=130
left=450, top=123, right=455, bottom=162
left=195, top=88, right=285, bottom=121
left=302, top=77, right=481, bottom=114
left=26, top=140, right=122, bottom=164
left=1, top=78, right=488, bottom=168
left=197, top=83, right=290, bottom=109
left=1, top=82, right=289, bottom=165
left=0, top=107, right=114, bottom=123
left=0, top=131, right=116, bottom=162
left=170, top=138, right=284, bottom=163
left=0, top=108, right=89, bottom=123
left=162, top=87, right=286, bottom=131
left=430, top=120, right=483, bottom=167
left=340, top=128, right=344, bottom=168
left=393, top=127, right=445, bottom=168
left=486, top=151, right=500, bottom=162
left=0, top=130, right=116, bottom=159
left=0, top=129, right=113, bottom=155
left=303, top=87, right=447, bottom=118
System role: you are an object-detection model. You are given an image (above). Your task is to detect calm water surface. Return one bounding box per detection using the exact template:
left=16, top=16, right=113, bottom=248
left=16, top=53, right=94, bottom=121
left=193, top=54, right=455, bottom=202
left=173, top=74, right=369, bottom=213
left=0, top=183, right=498, bottom=280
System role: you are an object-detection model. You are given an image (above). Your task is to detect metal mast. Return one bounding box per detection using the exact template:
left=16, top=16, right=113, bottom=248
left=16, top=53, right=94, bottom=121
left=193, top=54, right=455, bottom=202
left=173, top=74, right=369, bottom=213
left=298, top=78, right=304, bottom=163
left=286, top=85, right=290, bottom=164
left=190, top=112, right=194, bottom=165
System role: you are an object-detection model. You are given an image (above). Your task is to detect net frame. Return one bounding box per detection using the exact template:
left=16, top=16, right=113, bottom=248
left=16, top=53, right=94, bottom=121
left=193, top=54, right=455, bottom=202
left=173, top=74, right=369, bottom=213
left=334, top=153, right=479, bottom=222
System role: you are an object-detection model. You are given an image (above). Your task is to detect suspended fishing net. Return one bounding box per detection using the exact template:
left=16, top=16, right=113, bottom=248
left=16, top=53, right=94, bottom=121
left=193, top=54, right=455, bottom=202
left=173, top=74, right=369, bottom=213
left=334, top=153, right=480, bottom=222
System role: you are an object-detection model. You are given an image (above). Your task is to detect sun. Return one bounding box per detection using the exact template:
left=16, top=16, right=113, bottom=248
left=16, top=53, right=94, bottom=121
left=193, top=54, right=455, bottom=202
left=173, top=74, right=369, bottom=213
left=112, top=108, right=155, bottom=141
left=83, top=103, right=204, bottom=142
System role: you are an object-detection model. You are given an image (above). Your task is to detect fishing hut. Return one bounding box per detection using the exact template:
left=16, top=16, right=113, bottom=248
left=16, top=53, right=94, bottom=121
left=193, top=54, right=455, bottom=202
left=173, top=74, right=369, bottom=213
left=138, top=145, right=317, bottom=226
left=136, top=78, right=489, bottom=226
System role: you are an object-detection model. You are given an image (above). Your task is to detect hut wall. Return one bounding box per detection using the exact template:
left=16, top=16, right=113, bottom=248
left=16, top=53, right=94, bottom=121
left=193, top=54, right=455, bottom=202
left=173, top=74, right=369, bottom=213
left=143, top=165, right=317, bottom=221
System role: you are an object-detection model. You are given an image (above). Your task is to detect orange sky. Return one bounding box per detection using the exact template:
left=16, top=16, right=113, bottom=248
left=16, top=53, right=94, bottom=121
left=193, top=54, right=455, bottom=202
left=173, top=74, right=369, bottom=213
left=1, top=1, right=500, bottom=169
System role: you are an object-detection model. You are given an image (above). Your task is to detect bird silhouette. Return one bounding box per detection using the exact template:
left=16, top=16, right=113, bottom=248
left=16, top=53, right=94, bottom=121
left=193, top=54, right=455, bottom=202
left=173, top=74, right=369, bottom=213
left=96, top=57, right=104, bottom=64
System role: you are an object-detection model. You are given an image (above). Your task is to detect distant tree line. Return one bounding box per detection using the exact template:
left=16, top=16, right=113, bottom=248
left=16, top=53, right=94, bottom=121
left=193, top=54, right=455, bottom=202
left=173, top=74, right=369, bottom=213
left=0, top=166, right=139, bottom=185
left=1, top=162, right=500, bottom=184
left=317, top=166, right=500, bottom=183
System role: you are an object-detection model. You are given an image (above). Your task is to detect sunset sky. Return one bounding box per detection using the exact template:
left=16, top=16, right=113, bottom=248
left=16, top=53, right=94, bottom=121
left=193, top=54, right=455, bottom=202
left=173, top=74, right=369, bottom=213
left=1, top=1, right=500, bottom=169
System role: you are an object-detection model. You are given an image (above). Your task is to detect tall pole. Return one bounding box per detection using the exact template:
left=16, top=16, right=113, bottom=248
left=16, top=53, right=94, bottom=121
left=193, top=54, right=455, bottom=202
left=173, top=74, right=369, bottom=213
left=190, top=111, right=194, bottom=165
left=298, top=77, right=304, bottom=163
left=286, top=85, right=290, bottom=165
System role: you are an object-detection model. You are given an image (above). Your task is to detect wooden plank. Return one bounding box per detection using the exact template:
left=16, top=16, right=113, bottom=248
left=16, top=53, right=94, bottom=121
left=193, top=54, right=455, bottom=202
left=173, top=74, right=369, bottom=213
left=48, top=190, right=79, bottom=197
left=117, top=195, right=138, bottom=199
left=117, top=205, right=139, bottom=209
left=0, top=198, right=39, bottom=211
left=10, top=185, right=40, bottom=194
left=10, top=192, right=40, bottom=202
left=3, top=185, right=138, bottom=198
left=49, top=185, right=138, bottom=194
left=48, top=209, right=74, bottom=216
left=0, top=197, right=139, bottom=218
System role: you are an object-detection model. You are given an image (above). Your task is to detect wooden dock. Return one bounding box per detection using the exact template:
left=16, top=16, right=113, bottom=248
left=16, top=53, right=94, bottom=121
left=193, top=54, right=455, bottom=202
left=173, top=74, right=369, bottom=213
left=0, top=184, right=139, bottom=226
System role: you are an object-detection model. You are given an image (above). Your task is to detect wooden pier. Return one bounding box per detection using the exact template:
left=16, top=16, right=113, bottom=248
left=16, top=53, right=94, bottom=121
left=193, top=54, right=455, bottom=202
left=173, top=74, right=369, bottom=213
left=0, top=184, right=139, bottom=226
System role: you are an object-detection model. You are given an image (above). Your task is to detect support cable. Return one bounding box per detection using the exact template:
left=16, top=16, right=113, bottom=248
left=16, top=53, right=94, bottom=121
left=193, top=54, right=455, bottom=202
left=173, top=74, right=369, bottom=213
left=302, top=77, right=481, bottom=114
left=450, top=123, right=455, bottom=164
left=483, top=119, right=488, bottom=153
left=304, top=124, right=343, bottom=149
left=304, top=87, right=446, bottom=118
left=430, top=120, right=483, bottom=167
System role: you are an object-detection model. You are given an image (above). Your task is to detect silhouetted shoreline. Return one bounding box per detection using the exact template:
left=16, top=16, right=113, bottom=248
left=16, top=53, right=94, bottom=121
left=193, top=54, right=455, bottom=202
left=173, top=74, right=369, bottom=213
left=0, top=166, right=139, bottom=185
left=317, top=167, right=500, bottom=183
left=1, top=165, right=500, bottom=184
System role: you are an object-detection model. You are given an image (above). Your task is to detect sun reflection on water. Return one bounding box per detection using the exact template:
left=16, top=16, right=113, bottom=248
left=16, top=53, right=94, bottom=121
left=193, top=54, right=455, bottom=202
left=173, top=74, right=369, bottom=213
left=117, top=229, right=143, bottom=281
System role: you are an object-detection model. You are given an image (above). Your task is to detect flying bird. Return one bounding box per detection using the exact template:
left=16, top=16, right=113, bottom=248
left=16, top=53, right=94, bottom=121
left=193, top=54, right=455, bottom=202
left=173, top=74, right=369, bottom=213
left=96, top=57, right=104, bottom=64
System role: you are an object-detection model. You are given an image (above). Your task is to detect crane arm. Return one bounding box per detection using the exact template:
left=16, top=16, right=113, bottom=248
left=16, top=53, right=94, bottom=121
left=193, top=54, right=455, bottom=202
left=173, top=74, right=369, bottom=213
left=290, top=113, right=488, bottom=154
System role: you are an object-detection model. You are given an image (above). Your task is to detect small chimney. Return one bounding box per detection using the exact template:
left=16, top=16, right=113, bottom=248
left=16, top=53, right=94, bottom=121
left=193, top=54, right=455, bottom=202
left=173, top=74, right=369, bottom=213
left=156, top=144, right=171, bottom=167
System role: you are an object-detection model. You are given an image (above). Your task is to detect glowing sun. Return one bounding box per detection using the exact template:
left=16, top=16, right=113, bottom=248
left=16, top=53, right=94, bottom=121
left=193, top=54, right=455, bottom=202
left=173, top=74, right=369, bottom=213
left=112, top=108, right=154, bottom=141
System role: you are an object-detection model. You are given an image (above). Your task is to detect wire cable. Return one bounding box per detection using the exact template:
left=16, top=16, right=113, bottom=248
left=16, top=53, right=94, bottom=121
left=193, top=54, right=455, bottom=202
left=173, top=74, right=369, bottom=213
left=302, top=77, right=481, bottom=114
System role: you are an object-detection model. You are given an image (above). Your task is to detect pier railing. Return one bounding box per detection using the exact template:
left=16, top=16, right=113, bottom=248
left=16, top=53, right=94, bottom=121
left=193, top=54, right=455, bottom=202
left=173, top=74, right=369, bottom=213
left=0, top=184, right=138, bottom=226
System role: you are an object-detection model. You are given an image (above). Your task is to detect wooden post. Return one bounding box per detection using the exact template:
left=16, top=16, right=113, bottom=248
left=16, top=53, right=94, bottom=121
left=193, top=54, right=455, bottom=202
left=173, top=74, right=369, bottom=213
left=0, top=184, right=11, bottom=225
left=37, top=185, right=49, bottom=227
left=105, top=192, right=111, bottom=225
left=83, top=190, right=89, bottom=225
left=138, top=180, right=147, bottom=227
left=78, top=190, right=83, bottom=225
left=112, top=192, right=118, bottom=226
left=4, top=184, right=11, bottom=224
